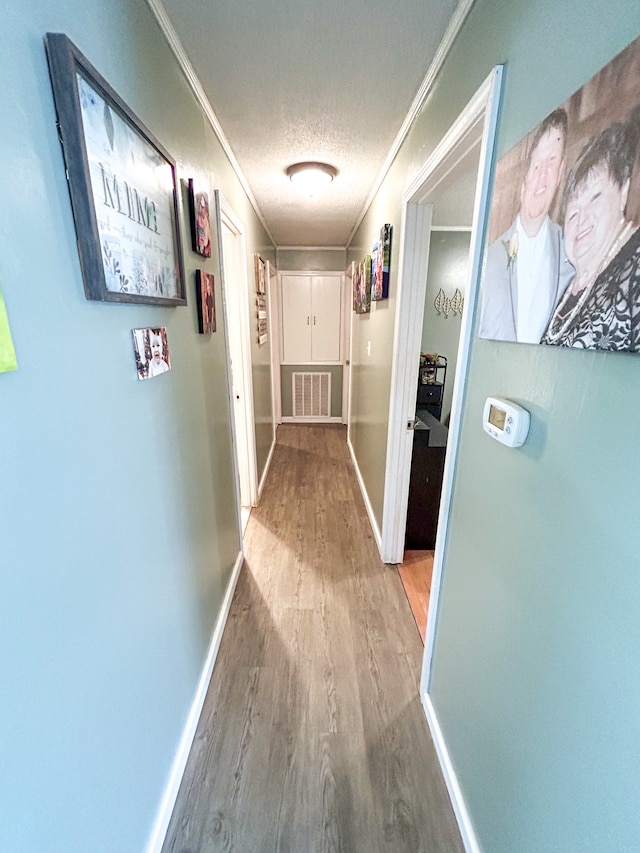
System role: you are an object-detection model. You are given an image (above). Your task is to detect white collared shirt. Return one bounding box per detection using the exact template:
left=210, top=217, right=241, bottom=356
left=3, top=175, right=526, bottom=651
left=515, top=216, right=552, bottom=343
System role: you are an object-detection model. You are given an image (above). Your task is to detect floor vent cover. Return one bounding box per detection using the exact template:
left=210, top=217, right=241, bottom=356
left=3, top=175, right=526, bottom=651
left=292, top=372, right=331, bottom=418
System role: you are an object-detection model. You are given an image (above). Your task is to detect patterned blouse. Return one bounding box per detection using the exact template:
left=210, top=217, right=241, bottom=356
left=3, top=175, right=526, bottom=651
left=541, top=227, right=640, bottom=352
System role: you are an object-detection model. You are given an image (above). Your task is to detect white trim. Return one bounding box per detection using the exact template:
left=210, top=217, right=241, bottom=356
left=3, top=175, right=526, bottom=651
left=217, top=193, right=259, bottom=509
left=380, top=66, right=501, bottom=569
left=277, top=245, right=346, bottom=252
left=430, top=226, right=473, bottom=232
left=422, top=692, right=482, bottom=853
left=379, top=200, right=433, bottom=564
left=266, top=261, right=282, bottom=426
left=347, top=435, right=383, bottom=553
left=346, top=0, right=477, bottom=245
left=257, top=434, right=277, bottom=500
left=144, top=0, right=275, bottom=246
left=144, top=550, right=244, bottom=853
left=422, top=67, right=503, bottom=694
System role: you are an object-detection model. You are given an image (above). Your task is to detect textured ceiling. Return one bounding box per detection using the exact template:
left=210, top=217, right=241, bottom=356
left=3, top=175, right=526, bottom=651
left=157, top=0, right=461, bottom=247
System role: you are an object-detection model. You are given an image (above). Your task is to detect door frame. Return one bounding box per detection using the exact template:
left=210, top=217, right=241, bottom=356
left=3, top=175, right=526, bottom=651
left=380, top=67, right=502, bottom=565
left=214, top=192, right=258, bottom=518
left=378, top=68, right=502, bottom=853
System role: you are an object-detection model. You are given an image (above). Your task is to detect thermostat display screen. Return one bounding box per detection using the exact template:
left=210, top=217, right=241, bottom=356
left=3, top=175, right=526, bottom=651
left=483, top=396, right=530, bottom=448
left=488, top=404, right=506, bottom=430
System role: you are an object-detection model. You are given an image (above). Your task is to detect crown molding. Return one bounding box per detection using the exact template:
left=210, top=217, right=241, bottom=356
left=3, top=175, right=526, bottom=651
left=277, top=245, right=347, bottom=252
left=144, top=0, right=276, bottom=246
left=346, top=0, right=477, bottom=246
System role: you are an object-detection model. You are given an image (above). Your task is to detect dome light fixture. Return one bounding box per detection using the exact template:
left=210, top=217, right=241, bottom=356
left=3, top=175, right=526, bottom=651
left=286, top=161, right=337, bottom=195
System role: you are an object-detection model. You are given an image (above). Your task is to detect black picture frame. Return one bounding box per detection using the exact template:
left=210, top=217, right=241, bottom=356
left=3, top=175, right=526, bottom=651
left=188, top=179, right=212, bottom=258
left=195, top=270, right=216, bottom=334
left=44, top=33, right=186, bottom=306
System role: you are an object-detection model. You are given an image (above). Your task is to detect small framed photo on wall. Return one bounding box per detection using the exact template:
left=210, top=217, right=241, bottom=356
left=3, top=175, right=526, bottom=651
left=132, top=327, right=171, bottom=380
left=188, top=179, right=212, bottom=258
left=195, top=270, right=216, bottom=334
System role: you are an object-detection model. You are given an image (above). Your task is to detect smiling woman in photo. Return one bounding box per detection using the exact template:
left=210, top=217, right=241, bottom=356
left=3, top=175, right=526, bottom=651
left=542, top=108, right=640, bottom=350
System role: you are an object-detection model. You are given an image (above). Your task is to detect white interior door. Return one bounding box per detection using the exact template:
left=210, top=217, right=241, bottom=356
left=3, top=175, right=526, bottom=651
left=216, top=194, right=257, bottom=528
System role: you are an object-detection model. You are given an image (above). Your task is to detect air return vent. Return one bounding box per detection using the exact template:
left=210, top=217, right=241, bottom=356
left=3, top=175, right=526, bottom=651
left=292, top=372, right=331, bottom=419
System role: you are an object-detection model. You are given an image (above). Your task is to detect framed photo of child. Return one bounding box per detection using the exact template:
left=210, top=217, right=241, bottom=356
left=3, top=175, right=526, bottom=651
left=188, top=179, right=212, bottom=258
left=131, top=327, right=171, bottom=380
left=195, top=270, right=216, bottom=334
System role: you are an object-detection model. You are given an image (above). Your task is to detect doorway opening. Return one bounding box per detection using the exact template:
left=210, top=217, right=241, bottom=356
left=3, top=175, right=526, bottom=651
left=379, top=69, right=502, bottom=661
left=215, top=192, right=258, bottom=535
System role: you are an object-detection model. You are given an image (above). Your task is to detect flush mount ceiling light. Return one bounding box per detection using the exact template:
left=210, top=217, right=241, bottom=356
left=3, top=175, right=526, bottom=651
left=286, top=161, right=337, bottom=194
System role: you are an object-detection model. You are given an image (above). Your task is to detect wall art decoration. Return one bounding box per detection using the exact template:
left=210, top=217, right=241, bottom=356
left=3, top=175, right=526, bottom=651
left=188, top=179, right=212, bottom=258
left=254, top=255, right=269, bottom=343
left=372, top=223, right=392, bottom=301
left=480, top=32, right=640, bottom=351
left=195, top=270, right=216, bottom=334
left=353, top=259, right=371, bottom=314
left=45, top=33, right=186, bottom=306
left=255, top=254, right=266, bottom=295
left=0, top=284, right=17, bottom=374
left=132, top=327, right=171, bottom=380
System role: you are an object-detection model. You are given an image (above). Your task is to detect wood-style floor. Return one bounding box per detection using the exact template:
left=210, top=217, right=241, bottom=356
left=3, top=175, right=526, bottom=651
left=162, top=424, right=463, bottom=853
left=398, top=551, right=434, bottom=644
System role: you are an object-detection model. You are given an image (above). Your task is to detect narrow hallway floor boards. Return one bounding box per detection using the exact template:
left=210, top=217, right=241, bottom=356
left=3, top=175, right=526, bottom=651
left=162, top=424, right=463, bottom=853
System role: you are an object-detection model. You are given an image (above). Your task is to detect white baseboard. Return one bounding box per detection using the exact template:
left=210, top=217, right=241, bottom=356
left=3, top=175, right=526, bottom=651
left=346, top=435, right=383, bottom=555
left=257, top=434, right=276, bottom=501
left=144, top=549, right=244, bottom=853
left=422, top=691, right=482, bottom=853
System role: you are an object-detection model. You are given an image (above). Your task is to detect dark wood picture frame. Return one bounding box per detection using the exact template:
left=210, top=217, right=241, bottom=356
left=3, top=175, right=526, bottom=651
left=44, top=33, right=186, bottom=306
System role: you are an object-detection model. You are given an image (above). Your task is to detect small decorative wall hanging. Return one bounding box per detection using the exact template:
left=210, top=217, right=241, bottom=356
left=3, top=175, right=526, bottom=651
left=195, top=270, right=216, bottom=334
left=255, top=254, right=266, bottom=294
left=132, top=327, right=171, bottom=380
left=254, top=255, right=269, bottom=343
left=188, top=179, right=212, bottom=258
left=0, top=283, right=17, bottom=373
left=434, top=287, right=464, bottom=318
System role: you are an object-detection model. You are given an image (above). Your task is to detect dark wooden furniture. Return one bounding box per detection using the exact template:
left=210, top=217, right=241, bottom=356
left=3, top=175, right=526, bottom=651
left=416, top=356, right=447, bottom=420
left=405, top=410, right=448, bottom=550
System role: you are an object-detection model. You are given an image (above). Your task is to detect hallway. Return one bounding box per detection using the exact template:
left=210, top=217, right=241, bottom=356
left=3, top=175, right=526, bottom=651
left=162, top=424, right=463, bottom=853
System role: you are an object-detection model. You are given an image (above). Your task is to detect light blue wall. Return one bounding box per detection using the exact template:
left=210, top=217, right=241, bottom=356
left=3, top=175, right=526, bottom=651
left=350, top=0, right=640, bottom=850
left=0, top=1, right=272, bottom=851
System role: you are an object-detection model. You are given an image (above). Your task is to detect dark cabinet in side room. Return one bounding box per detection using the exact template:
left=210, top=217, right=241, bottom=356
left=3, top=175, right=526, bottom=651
left=405, top=410, right=448, bottom=550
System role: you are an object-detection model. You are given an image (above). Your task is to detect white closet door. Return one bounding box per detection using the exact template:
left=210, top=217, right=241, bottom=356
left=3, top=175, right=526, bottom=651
left=311, top=275, right=342, bottom=362
left=281, top=274, right=312, bottom=362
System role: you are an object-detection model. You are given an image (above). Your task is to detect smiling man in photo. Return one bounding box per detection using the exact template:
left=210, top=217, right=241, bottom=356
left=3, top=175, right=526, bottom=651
left=480, top=108, right=574, bottom=343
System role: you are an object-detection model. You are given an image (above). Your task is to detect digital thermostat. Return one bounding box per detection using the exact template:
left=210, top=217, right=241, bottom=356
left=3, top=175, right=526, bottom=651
left=482, top=397, right=530, bottom=447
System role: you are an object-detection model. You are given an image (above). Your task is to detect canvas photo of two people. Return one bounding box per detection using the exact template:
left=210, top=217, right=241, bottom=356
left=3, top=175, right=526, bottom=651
left=480, top=33, right=640, bottom=353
